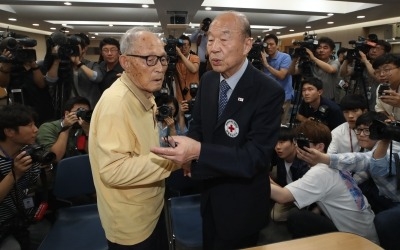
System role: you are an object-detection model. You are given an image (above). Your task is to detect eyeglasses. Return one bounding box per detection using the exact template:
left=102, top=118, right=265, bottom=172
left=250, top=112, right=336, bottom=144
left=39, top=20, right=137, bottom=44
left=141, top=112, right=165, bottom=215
left=126, top=54, right=169, bottom=66
left=374, top=67, right=399, bottom=76
left=102, top=48, right=119, bottom=54
left=354, top=128, right=370, bottom=136
left=163, top=135, right=177, bottom=148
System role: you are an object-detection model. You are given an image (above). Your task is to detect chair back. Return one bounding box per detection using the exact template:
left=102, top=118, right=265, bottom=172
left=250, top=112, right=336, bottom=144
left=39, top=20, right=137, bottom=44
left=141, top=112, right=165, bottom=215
left=53, top=154, right=95, bottom=199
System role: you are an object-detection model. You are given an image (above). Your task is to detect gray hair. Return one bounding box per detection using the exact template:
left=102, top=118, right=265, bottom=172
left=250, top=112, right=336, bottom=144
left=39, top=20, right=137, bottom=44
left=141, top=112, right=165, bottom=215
left=119, top=27, right=153, bottom=54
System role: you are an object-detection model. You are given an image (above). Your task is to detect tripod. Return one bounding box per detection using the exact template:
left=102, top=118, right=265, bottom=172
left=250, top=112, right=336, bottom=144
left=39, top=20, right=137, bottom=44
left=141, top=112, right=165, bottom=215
left=348, top=61, right=370, bottom=111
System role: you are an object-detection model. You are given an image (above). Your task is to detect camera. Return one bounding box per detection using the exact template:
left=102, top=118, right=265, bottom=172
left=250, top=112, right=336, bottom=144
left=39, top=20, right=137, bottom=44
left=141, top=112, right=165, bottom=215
left=369, top=119, right=400, bottom=142
left=186, top=83, right=198, bottom=115
left=47, top=31, right=81, bottom=63
left=247, top=41, right=266, bottom=70
left=20, top=144, right=56, bottom=165
left=295, top=133, right=310, bottom=150
left=201, top=18, right=212, bottom=32
left=157, top=104, right=173, bottom=121
left=292, top=34, right=318, bottom=77
left=378, top=83, right=390, bottom=96
left=347, top=34, right=378, bottom=73
left=76, top=108, right=93, bottom=123
left=0, top=32, right=37, bottom=63
left=164, top=38, right=183, bottom=71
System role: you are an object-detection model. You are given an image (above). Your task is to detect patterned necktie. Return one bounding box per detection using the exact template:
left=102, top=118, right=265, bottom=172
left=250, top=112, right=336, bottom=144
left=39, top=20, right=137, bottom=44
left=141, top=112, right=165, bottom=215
left=218, top=80, right=230, bottom=119
left=338, top=170, right=365, bottom=210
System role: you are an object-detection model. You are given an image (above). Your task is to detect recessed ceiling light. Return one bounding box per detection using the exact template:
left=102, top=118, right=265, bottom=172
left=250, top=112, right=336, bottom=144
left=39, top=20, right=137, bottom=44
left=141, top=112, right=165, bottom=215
left=8, top=18, right=17, bottom=21
left=95, top=33, right=99, bottom=35
left=64, top=2, right=72, bottom=6
left=91, top=36, right=95, bottom=39
left=327, top=21, right=334, bottom=24
left=142, top=4, right=149, bottom=8
left=205, top=7, right=212, bottom=11
left=289, top=29, right=294, bottom=32
left=357, top=16, right=365, bottom=19
left=32, top=23, right=39, bottom=26
left=62, top=24, right=67, bottom=27
left=50, top=27, right=56, bottom=30
left=109, top=24, right=113, bottom=27
left=276, top=32, right=281, bottom=34
left=327, top=13, right=334, bottom=16
left=65, top=30, right=69, bottom=33
left=154, top=25, right=158, bottom=27
left=305, top=26, right=311, bottom=29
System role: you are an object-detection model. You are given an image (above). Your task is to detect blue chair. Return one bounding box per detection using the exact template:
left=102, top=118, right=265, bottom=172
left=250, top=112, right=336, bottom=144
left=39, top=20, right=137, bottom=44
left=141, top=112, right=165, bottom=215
left=38, top=155, right=107, bottom=250
left=165, top=194, right=203, bottom=250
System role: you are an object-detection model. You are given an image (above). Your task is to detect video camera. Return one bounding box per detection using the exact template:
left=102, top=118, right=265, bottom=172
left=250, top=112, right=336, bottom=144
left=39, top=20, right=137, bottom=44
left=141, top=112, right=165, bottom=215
left=164, top=38, right=183, bottom=72
left=369, top=119, right=400, bottom=142
left=247, top=40, right=266, bottom=70
left=0, top=31, right=37, bottom=64
left=292, top=34, right=318, bottom=77
left=201, top=18, right=212, bottom=32
left=47, top=31, right=81, bottom=64
left=346, top=34, right=378, bottom=73
left=185, top=83, right=198, bottom=115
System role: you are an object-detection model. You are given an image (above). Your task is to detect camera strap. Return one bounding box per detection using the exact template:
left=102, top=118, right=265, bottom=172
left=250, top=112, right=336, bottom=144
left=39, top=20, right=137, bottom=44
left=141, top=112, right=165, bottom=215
left=392, top=152, right=400, bottom=191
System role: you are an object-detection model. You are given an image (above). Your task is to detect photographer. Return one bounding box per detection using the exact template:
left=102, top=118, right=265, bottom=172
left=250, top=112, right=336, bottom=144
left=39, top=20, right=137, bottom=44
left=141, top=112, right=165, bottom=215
left=37, top=96, right=91, bottom=163
left=175, top=35, right=200, bottom=103
left=45, top=32, right=103, bottom=112
left=0, top=104, right=50, bottom=250
left=340, top=39, right=391, bottom=111
left=372, top=54, right=400, bottom=121
left=155, top=94, right=187, bottom=147
left=296, top=77, right=345, bottom=130
left=98, top=37, right=123, bottom=94
left=190, top=17, right=212, bottom=78
left=0, top=36, right=54, bottom=126
left=289, top=37, right=340, bottom=101
left=261, top=34, right=293, bottom=124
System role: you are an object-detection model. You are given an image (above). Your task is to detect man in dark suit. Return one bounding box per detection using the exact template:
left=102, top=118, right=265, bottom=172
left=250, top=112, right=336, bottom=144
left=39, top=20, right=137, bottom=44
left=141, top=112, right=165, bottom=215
left=151, top=11, right=284, bottom=249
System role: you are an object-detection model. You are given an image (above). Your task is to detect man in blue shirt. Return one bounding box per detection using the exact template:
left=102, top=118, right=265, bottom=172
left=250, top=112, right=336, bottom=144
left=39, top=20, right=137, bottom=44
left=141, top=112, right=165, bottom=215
left=261, top=34, right=293, bottom=125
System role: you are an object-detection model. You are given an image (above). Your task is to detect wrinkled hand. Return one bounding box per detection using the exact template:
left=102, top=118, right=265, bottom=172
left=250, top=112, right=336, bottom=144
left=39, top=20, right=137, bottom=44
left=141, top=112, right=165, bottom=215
left=379, top=89, right=400, bottom=108
left=13, top=151, right=33, bottom=180
left=151, top=136, right=201, bottom=165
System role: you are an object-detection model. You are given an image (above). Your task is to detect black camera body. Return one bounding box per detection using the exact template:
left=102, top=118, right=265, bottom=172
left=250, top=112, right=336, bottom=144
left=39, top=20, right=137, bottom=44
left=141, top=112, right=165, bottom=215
left=201, top=18, right=212, bottom=32
left=292, top=35, right=318, bottom=77
left=76, top=108, right=93, bottom=123
left=296, top=133, right=310, bottom=150
left=21, top=144, right=56, bottom=165
left=0, top=35, right=37, bottom=63
left=47, top=32, right=81, bottom=63
left=185, top=83, right=198, bottom=115
left=369, top=119, right=400, bottom=142
left=157, top=104, right=173, bottom=121
left=164, top=38, right=183, bottom=71
left=378, top=83, right=390, bottom=96
left=247, top=42, right=266, bottom=70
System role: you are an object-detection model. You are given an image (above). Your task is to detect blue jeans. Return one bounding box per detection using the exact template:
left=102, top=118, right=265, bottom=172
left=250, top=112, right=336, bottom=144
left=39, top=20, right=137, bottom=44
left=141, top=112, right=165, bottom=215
left=374, top=202, right=400, bottom=250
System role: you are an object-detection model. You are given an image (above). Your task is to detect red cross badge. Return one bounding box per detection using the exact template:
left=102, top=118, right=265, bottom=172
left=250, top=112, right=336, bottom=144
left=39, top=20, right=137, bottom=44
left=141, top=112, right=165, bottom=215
left=225, top=119, right=239, bottom=138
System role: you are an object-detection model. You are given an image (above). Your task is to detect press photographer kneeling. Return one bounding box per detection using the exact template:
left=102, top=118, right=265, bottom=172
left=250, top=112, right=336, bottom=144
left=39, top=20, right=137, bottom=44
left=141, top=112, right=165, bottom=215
left=0, top=104, right=54, bottom=250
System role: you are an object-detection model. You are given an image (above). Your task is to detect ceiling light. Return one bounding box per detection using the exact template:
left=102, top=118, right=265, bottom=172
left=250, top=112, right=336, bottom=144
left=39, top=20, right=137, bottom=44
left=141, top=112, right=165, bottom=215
left=142, top=4, right=149, bottom=8
left=50, top=27, right=56, bottom=30
left=305, top=26, right=311, bottom=29
left=276, top=32, right=281, bottom=34
left=357, top=16, right=365, bottom=19
left=154, top=25, right=158, bottom=27
left=327, top=13, right=334, bottom=16
left=95, top=33, right=99, bottom=35
left=65, top=30, right=69, bottom=33
left=109, top=24, right=113, bottom=27
left=91, top=36, right=95, bottom=39
left=327, top=21, right=334, bottom=24
left=64, top=2, right=72, bottom=5
left=32, top=24, right=39, bottom=26
left=8, top=18, right=17, bottom=21
left=205, top=7, right=212, bottom=10
left=289, top=29, right=294, bottom=32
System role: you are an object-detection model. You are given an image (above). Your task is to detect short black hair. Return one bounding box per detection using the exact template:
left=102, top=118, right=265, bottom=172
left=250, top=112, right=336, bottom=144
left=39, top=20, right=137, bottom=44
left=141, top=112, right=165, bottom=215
left=372, top=53, right=400, bottom=69
left=99, top=37, right=120, bottom=50
left=337, top=47, right=348, bottom=57
left=62, top=96, right=91, bottom=113
left=375, top=40, right=391, bottom=53
left=277, top=126, right=296, bottom=141
left=179, top=35, right=191, bottom=46
left=339, top=94, right=368, bottom=111
left=355, top=111, right=388, bottom=127
left=263, top=34, right=278, bottom=45
left=302, top=77, right=323, bottom=90
left=318, top=37, right=335, bottom=51
left=0, top=104, right=38, bottom=141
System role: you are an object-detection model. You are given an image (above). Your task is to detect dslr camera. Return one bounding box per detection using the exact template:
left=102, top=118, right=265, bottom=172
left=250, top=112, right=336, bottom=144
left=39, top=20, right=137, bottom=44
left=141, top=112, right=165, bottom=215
left=20, top=144, right=56, bottom=165
left=185, top=83, right=198, bottom=115
left=157, top=104, right=173, bottom=122
left=0, top=31, right=37, bottom=64
left=164, top=38, right=183, bottom=71
left=378, top=83, right=390, bottom=96
left=76, top=108, right=93, bottom=123
left=369, top=119, right=400, bottom=142
left=295, top=133, right=310, bottom=150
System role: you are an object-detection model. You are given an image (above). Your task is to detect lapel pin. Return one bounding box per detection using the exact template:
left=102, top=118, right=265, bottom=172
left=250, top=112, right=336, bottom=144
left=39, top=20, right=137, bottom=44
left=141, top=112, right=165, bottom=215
left=238, top=97, right=244, bottom=102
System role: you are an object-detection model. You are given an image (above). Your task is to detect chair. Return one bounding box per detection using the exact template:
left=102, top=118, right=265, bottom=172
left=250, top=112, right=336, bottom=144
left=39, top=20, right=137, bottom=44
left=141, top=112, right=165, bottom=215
left=38, top=155, right=107, bottom=250
left=165, top=194, right=203, bottom=250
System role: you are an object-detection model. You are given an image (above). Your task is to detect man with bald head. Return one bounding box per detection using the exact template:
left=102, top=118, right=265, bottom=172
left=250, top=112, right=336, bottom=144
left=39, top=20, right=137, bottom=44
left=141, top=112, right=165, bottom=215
left=151, top=11, right=284, bottom=249
left=89, top=27, right=179, bottom=249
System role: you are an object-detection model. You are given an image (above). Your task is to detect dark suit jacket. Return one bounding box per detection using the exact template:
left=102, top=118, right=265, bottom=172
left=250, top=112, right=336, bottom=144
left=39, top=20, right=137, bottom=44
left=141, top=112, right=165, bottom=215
left=276, top=156, right=310, bottom=187
left=188, top=62, right=284, bottom=241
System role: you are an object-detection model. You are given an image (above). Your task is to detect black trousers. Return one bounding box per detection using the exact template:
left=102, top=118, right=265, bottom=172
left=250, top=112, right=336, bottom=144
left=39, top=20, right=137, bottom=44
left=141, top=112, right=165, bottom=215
left=287, top=209, right=338, bottom=239
left=107, top=213, right=168, bottom=250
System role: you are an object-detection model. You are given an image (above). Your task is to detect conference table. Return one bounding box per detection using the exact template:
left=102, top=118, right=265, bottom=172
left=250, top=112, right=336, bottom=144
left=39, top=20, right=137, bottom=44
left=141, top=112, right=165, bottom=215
left=245, top=232, right=382, bottom=250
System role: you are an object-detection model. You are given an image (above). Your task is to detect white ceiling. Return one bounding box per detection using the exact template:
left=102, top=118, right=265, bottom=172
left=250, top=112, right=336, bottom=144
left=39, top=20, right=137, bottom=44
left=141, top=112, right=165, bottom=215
left=0, top=0, right=400, bottom=41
